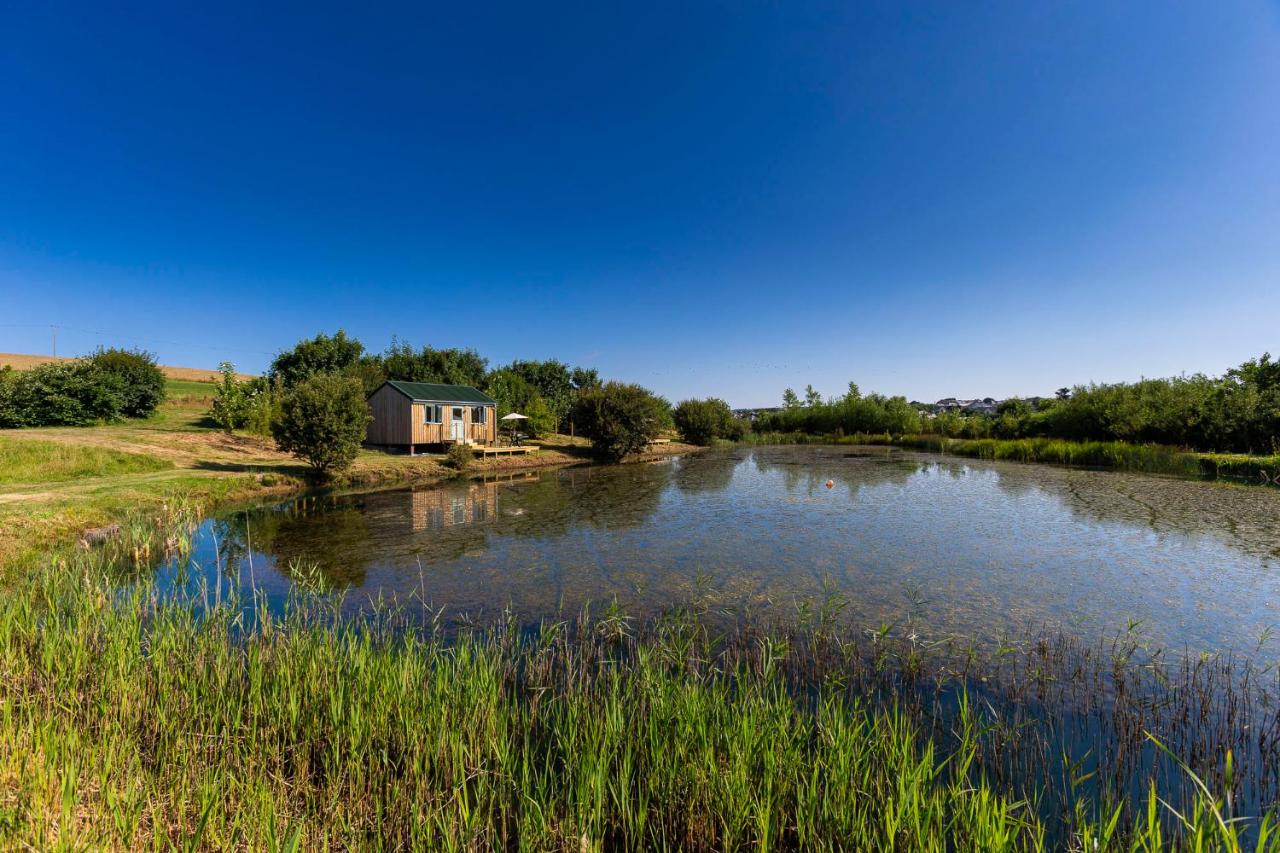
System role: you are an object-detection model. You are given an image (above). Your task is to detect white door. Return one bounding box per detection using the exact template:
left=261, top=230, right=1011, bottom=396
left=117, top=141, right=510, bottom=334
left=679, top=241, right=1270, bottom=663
left=451, top=407, right=465, bottom=441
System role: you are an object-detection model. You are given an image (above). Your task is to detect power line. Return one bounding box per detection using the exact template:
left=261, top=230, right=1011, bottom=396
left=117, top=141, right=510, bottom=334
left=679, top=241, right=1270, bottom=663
left=0, top=323, right=275, bottom=357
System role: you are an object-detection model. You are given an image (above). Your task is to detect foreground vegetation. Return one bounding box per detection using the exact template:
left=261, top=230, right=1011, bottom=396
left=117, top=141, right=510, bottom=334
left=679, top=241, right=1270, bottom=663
left=2, top=512, right=1278, bottom=850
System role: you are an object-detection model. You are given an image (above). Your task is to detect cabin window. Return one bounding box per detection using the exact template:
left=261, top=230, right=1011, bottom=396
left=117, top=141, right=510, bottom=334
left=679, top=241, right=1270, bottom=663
left=472, top=406, right=486, bottom=424
left=424, top=404, right=442, bottom=424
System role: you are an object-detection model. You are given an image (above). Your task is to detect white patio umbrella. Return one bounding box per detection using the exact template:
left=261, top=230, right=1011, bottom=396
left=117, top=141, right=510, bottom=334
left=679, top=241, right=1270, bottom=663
left=500, top=412, right=529, bottom=443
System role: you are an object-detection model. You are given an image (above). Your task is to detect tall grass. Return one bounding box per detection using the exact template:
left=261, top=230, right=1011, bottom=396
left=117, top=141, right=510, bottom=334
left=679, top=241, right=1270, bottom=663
left=739, top=432, right=1280, bottom=484
left=0, top=436, right=173, bottom=485
left=2, top=515, right=1278, bottom=849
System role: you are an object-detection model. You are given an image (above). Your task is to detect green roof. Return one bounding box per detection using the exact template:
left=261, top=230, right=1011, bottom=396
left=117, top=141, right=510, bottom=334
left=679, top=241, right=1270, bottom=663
left=381, top=380, right=496, bottom=405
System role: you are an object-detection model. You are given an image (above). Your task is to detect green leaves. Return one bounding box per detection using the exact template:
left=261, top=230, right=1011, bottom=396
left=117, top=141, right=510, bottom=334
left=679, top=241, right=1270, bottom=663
left=271, top=373, right=371, bottom=475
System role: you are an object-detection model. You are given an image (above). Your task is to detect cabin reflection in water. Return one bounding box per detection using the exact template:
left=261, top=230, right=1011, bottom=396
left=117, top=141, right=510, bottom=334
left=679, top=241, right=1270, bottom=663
left=408, top=473, right=537, bottom=532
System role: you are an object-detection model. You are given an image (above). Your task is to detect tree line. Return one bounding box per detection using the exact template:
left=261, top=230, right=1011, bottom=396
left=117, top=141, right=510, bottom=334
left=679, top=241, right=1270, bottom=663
left=214, top=331, right=676, bottom=473
left=730, top=354, right=1280, bottom=455
left=965, top=355, right=1280, bottom=454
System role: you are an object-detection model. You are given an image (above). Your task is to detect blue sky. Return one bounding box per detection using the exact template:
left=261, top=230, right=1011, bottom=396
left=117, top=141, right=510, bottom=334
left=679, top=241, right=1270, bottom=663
left=2, top=2, right=1278, bottom=406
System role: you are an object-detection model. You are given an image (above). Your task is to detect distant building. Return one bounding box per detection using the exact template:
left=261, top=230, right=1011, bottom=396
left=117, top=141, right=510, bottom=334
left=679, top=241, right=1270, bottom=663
left=929, top=397, right=1001, bottom=415
left=732, top=407, right=781, bottom=422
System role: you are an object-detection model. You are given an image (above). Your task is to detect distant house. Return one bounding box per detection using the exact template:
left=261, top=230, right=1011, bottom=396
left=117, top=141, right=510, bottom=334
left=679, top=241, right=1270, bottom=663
left=931, top=397, right=1001, bottom=415
left=366, top=380, right=497, bottom=454
left=963, top=397, right=999, bottom=415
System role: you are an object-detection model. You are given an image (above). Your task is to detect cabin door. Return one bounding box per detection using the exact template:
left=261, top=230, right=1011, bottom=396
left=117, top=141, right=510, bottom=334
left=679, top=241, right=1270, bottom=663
left=450, top=407, right=465, bottom=441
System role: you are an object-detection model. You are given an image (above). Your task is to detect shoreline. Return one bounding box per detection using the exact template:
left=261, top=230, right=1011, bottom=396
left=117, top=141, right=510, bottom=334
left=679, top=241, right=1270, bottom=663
left=737, top=432, right=1280, bottom=485
left=0, top=420, right=702, bottom=573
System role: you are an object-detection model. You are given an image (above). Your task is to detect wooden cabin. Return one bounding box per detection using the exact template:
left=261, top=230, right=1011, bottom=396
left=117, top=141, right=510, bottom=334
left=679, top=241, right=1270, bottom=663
left=410, top=481, right=499, bottom=531
left=366, top=380, right=497, bottom=453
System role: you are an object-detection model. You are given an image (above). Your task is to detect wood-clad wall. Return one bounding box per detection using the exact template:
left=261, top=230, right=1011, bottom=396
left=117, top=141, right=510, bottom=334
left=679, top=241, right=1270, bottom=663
left=367, top=384, right=496, bottom=448
left=367, top=384, right=411, bottom=445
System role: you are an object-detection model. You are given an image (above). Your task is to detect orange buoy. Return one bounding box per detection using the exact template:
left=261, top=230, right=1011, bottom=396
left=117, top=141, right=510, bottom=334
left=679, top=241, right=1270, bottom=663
left=826, top=479, right=834, bottom=489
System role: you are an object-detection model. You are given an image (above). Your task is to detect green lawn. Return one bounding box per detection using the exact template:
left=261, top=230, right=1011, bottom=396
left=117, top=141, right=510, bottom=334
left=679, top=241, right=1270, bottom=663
left=164, top=377, right=219, bottom=400
left=0, top=436, right=173, bottom=486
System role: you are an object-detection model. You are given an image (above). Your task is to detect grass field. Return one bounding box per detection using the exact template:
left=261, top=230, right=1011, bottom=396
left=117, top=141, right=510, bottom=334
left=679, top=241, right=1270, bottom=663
left=0, top=437, right=173, bottom=485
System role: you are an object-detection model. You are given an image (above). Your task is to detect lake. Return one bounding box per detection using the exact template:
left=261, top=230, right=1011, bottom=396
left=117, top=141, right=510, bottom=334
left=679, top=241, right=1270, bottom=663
left=160, top=446, right=1280, bottom=651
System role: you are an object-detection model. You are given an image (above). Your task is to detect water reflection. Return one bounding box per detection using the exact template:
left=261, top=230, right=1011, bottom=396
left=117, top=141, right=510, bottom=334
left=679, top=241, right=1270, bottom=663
left=159, top=447, right=1280, bottom=651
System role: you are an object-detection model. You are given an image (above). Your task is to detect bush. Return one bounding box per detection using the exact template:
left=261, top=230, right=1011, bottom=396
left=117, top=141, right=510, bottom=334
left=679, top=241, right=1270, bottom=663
left=210, top=363, right=250, bottom=432
left=444, top=443, right=472, bottom=472
left=211, top=364, right=280, bottom=436
left=271, top=374, right=371, bottom=475
left=673, top=398, right=735, bottom=445
left=85, top=348, right=165, bottom=418
left=570, top=382, right=665, bottom=461
left=0, top=361, right=125, bottom=427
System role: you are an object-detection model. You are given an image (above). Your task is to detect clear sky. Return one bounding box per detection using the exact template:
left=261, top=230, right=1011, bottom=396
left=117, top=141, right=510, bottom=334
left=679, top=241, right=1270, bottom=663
left=2, top=2, right=1278, bottom=406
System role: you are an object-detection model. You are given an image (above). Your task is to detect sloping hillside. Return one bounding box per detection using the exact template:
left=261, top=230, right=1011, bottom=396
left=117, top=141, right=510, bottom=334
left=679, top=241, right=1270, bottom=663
left=0, top=352, right=255, bottom=382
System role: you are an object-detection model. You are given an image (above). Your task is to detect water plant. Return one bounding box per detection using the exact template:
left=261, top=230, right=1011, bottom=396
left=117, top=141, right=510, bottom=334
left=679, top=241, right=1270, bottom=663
left=2, top=528, right=1279, bottom=849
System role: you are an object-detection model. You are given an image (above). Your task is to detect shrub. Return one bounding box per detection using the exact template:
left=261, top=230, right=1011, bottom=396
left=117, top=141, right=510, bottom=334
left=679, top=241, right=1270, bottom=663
left=0, top=361, right=125, bottom=427
left=723, top=417, right=749, bottom=442
left=673, top=398, right=735, bottom=445
left=570, top=382, right=665, bottom=461
left=444, top=443, right=472, bottom=472
left=210, top=362, right=250, bottom=432
left=271, top=374, right=371, bottom=475
left=211, top=365, right=280, bottom=436
left=85, top=347, right=165, bottom=418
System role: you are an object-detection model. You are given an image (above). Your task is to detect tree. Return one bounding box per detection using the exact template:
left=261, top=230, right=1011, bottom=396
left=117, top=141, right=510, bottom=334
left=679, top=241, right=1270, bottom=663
left=570, top=382, right=665, bottom=461
left=782, top=388, right=801, bottom=409
left=673, top=398, right=734, bottom=445
left=86, top=347, right=166, bottom=418
left=507, top=360, right=574, bottom=424
left=380, top=339, right=488, bottom=387
left=269, top=331, right=366, bottom=389
left=804, top=384, right=823, bottom=407
left=271, top=373, right=371, bottom=475
left=524, top=395, right=557, bottom=437
left=844, top=382, right=862, bottom=402
left=484, top=369, right=538, bottom=419
left=571, top=367, right=601, bottom=390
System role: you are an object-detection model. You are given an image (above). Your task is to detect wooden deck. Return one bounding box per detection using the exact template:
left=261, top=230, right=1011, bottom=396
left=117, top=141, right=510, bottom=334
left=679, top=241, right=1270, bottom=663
left=471, top=444, right=538, bottom=457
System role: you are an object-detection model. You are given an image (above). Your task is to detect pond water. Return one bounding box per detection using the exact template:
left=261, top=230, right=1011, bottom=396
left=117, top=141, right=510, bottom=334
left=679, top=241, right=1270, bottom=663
left=158, top=446, right=1280, bottom=651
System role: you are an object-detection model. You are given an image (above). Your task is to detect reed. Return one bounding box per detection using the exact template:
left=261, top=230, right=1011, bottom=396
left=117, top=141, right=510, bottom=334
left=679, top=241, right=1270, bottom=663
left=1, top=524, right=1278, bottom=849
left=739, top=432, right=1280, bottom=485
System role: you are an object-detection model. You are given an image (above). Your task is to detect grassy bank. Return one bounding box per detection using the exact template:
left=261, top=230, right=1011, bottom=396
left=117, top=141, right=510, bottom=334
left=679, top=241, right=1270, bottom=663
left=0, top=379, right=699, bottom=572
left=742, top=432, right=1280, bottom=484
left=0, top=436, right=174, bottom=485
left=2, top=520, right=1276, bottom=850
